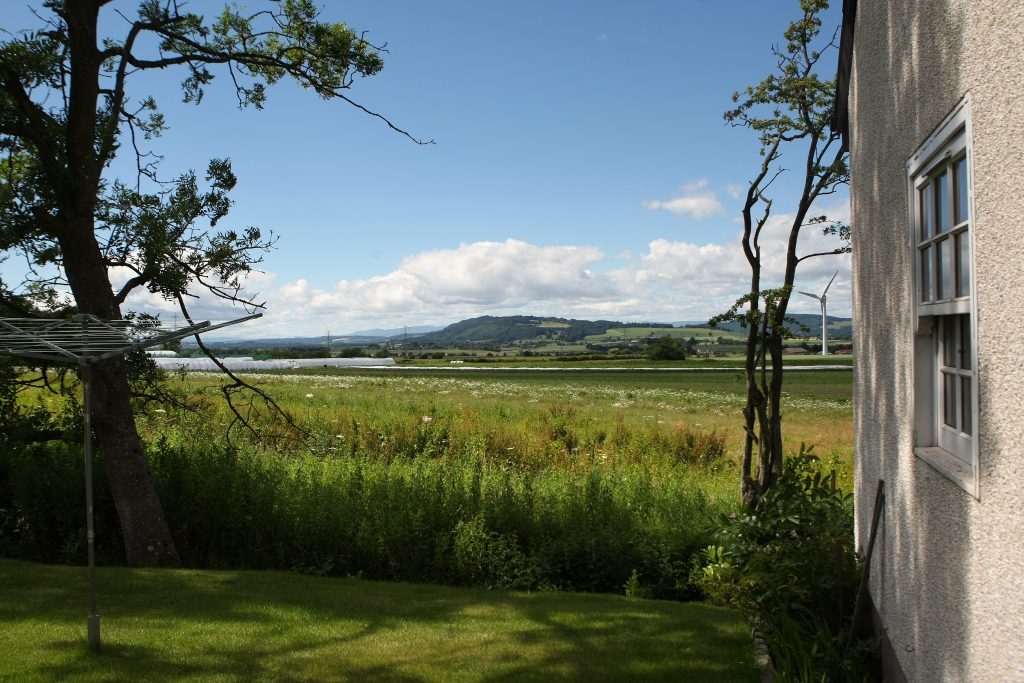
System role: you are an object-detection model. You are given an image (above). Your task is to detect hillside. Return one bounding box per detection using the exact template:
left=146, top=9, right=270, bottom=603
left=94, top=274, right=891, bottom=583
left=693, top=313, right=853, bottom=339
left=185, top=333, right=386, bottom=349
left=413, top=316, right=672, bottom=345
left=185, top=313, right=852, bottom=350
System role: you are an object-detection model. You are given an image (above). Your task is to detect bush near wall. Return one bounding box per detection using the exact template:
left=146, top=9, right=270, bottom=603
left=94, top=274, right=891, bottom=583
left=691, top=449, right=873, bottom=681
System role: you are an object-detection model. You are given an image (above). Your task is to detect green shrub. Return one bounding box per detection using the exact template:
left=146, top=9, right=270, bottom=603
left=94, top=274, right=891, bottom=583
left=692, top=447, right=870, bottom=680
left=452, top=515, right=546, bottom=590
left=645, top=336, right=687, bottom=361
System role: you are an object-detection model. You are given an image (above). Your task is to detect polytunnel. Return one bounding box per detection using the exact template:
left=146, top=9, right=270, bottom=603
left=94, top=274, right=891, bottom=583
left=152, top=356, right=395, bottom=372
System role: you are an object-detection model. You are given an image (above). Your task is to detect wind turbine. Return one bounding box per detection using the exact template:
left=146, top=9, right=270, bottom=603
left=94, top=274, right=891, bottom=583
left=799, top=271, right=838, bottom=356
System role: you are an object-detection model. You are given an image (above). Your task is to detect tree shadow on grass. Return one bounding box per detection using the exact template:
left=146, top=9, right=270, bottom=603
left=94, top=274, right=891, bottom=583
left=35, top=639, right=428, bottom=683
left=1, top=559, right=759, bottom=682
left=476, top=592, right=759, bottom=682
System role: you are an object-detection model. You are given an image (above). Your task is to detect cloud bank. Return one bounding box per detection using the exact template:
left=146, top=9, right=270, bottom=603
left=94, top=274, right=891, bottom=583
left=119, top=205, right=853, bottom=338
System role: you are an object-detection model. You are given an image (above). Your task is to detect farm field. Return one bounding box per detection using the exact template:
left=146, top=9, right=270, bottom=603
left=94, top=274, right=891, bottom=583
left=0, top=558, right=760, bottom=682
left=159, top=366, right=854, bottom=489
left=392, top=353, right=855, bottom=368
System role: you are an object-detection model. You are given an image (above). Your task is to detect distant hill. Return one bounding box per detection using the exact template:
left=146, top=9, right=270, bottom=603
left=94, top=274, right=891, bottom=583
left=183, top=325, right=443, bottom=349
left=342, top=324, right=442, bottom=338
left=183, top=313, right=851, bottom=350
left=183, top=334, right=363, bottom=349
left=689, top=313, right=853, bottom=339
left=413, top=315, right=672, bottom=345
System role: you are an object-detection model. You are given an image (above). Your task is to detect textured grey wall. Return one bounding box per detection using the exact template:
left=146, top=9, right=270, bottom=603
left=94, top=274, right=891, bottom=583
left=849, top=0, right=1024, bottom=680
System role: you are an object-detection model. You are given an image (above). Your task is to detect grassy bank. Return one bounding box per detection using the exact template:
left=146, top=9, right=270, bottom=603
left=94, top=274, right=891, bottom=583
left=0, top=558, right=760, bottom=682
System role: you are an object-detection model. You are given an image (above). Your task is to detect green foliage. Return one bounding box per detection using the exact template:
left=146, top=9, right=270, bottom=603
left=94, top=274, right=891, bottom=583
left=452, top=515, right=546, bottom=590
left=623, top=569, right=652, bottom=599
left=710, top=287, right=805, bottom=341
left=0, top=0, right=421, bottom=564
left=645, top=335, right=687, bottom=361
left=0, top=440, right=123, bottom=564
left=692, top=448, right=870, bottom=680
left=98, top=160, right=277, bottom=305
left=1, top=432, right=726, bottom=598
left=0, top=0, right=422, bottom=318
left=724, top=0, right=841, bottom=146
left=2, top=366, right=852, bottom=603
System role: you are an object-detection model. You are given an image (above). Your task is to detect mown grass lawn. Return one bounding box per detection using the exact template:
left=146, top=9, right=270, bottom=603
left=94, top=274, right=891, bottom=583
left=0, top=559, right=760, bottom=682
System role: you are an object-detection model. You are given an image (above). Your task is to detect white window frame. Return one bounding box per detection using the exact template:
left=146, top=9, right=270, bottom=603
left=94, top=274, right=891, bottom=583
left=907, top=96, right=980, bottom=498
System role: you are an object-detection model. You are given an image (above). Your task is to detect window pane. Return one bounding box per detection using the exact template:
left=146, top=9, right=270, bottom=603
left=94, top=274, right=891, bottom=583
left=956, top=232, right=971, bottom=297
left=943, top=317, right=957, bottom=367
left=943, top=372, right=957, bottom=428
left=935, top=170, right=950, bottom=233
left=961, top=376, right=972, bottom=436
left=955, top=156, right=969, bottom=224
left=938, top=237, right=953, bottom=299
left=960, top=315, right=972, bottom=370
left=920, top=185, right=933, bottom=240
left=921, top=247, right=933, bottom=302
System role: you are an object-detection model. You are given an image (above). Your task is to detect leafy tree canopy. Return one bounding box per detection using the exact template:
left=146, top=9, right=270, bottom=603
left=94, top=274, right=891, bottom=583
left=0, top=0, right=426, bottom=319
left=0, top=0, right=423, bottom=566
left=645, top=336, right=686, bottom=361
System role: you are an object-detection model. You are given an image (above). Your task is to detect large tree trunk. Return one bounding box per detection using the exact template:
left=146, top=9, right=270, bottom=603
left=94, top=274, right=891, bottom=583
left=89, top=360, right=180, bottom=566
left=59, top=1, right=180, bottom=567
left=60, top=216, right=181, bottom=567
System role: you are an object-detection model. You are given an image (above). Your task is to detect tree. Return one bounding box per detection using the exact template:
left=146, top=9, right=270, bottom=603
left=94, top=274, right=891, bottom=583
left=645, top=336, right=686, bottom=361
left=0, top=0, right=424, bottom=566
left=711, top=0, right=849, bottom=508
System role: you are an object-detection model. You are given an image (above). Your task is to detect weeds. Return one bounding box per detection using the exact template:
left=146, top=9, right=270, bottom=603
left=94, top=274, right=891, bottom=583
left=1, top=370, right=853, bottom=606
left=1, top=435, right=725, bottom=597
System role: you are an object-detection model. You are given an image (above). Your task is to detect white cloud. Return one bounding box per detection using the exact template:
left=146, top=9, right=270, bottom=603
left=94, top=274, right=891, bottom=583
left=115, top=205, right=854, bottom=338
left=642, top=179, right=724, bottom=219
left=114, top=264, right=278, bottom=328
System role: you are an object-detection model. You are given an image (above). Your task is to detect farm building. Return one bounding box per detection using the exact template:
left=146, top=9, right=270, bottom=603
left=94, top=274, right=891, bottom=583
left=836, top=0, right=1024, bottom=680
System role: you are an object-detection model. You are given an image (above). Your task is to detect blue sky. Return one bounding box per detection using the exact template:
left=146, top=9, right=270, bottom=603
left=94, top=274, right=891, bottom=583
left=1, top=1, right=851, bottom=338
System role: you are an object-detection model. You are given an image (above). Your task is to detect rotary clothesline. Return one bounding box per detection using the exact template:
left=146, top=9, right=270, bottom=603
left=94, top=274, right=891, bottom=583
left=0, top=313, right=260, bottom=365
left=0, top=311, right=260, bottom=652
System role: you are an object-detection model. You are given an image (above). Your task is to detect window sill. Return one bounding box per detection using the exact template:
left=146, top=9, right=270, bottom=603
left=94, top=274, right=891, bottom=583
left=914, top=446, right=978, bottom=498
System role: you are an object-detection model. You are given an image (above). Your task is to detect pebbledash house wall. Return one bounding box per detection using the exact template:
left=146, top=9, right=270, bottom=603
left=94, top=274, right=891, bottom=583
left=846, top=0, right=1024, bottom=681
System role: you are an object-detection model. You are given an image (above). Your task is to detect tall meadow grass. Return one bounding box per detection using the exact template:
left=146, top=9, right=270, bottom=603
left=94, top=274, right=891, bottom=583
left=1, top=369, right=851, bottom=598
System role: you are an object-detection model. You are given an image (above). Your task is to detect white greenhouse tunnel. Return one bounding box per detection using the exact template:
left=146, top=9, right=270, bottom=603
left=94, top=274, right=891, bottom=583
left=150, top=356, right=395, bottom=371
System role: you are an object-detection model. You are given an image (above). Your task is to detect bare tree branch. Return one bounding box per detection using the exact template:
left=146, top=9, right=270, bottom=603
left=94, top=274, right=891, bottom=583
left=173, top=293, right=305, bottom=448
